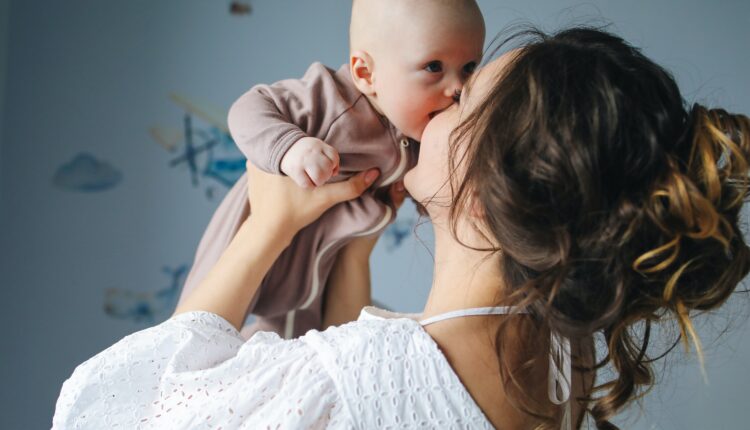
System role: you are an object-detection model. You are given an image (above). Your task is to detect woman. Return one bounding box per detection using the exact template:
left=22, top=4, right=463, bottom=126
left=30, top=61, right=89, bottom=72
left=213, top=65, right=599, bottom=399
left=52, top=27, right=750, bottom=429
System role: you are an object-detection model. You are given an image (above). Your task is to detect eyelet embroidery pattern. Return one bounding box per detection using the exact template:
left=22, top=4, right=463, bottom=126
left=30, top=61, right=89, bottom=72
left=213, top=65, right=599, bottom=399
left=53, top=310, right=494, bottom=429
left=53, top=311, right=351, bottom=429
left=302, top=317, right=494, bottom=429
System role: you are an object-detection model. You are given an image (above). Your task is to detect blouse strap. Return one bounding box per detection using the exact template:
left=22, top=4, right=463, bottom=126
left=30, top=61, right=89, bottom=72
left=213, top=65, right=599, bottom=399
left=418, top=306, right=523, bottom=326
left=549, top=331, right=572, bottom=430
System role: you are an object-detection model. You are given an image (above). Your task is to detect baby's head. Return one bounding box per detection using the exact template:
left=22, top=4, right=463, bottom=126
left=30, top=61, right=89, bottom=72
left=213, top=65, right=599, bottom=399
left=349, top=0, right=485, bottom=141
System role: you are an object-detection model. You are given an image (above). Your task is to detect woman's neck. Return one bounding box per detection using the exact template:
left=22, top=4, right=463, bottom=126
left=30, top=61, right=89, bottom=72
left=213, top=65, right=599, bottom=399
left=421, top=220, right=506, bottom=320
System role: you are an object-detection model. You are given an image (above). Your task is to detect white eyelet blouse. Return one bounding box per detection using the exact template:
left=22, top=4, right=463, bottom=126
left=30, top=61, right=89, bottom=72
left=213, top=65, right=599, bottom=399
left=52, top=307, right=496, bottom=429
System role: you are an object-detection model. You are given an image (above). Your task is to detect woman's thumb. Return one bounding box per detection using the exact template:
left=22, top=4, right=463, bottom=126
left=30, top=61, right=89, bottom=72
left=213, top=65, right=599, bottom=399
left=364, top=169, right=380, bottom=185
left=333, top=168, right=379, bottom=202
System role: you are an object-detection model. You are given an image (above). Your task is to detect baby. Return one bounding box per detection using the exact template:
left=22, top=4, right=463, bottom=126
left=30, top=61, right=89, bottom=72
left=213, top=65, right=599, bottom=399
left=176, top=0, right=486, bottom=339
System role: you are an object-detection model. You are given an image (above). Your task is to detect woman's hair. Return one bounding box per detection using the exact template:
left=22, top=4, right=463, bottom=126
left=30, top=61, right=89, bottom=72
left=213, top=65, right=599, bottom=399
left=436, top=26, right=750, bottom=428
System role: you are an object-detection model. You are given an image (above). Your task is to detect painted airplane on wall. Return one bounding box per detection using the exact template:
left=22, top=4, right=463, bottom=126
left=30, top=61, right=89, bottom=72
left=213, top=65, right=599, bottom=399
left=103, top=265, right=189, bottom=324
left=150, top=93, right=245, bottom=197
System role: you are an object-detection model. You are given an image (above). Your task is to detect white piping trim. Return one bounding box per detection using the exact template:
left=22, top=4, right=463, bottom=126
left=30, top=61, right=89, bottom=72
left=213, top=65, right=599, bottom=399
left=297, top=137, right=407, bottom=313
left=353, top=204, right=393, bottom=238
left=380, top=138, right=409, bottom=187
left=284, top=310, right=296, bottom=339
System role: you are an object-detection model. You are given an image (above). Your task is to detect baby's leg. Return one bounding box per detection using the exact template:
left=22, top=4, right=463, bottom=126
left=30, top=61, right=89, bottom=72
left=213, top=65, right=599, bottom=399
left=176, top=172, right=255, bottom=325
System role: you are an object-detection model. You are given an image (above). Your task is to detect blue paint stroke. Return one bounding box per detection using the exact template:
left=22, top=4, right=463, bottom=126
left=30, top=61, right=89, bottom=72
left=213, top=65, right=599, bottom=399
left=169, top=118, right=245, bottom=192
left=204, top=158, right=245, bottom=187
left=103, top=265, right=189, bottom=324
left=53, top=152, right=123, bottom=192
left=383, top=217, right=414, bottom=251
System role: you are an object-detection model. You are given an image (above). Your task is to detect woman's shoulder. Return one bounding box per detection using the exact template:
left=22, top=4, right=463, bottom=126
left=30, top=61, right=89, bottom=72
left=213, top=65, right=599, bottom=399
left=301, top=306, right=425, bottom=355
left=300, top=307, right=494, bottom=429
left=53, top=311, right=355, bottom=429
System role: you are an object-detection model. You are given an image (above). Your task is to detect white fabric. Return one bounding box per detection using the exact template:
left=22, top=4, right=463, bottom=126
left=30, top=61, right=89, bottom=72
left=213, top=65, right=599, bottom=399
left=52, top=308, right=494, bottom=429
left=417, top=306, right=573, bottom=430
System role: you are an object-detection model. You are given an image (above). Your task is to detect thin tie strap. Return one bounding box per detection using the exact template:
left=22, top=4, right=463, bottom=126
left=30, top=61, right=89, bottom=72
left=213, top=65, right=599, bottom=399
left=418, top=306, right=520, bottom=326
left=419, top=306, right=572, bottom=430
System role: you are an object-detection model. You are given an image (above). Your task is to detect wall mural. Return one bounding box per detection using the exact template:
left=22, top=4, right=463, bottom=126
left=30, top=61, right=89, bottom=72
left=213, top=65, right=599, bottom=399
left=151, top=93, right=245, bottom=200
left=151, top=92, right=415, bottom=248
left=100, top=88, right=415, bottom=323
left=53, top=152, right=123, bottom=192
left=383, top=216, right=414, bottom=251
left=229, top=1, right=252, bottom=16
left=103, top=264, right=189, bottom=324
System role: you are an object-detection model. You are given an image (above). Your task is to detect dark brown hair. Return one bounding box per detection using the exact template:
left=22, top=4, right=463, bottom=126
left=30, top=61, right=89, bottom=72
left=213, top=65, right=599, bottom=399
left=420, top=26, right=750, bottom=428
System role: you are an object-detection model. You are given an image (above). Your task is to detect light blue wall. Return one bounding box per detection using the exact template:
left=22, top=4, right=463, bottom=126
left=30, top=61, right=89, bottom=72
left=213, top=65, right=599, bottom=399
left=0, top=0, right=9, bottom=218
left=1, top=1, right=748, bottom=428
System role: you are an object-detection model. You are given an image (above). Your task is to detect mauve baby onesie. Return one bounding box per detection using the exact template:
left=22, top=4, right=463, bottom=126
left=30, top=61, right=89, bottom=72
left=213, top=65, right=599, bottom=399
left=176, top=62, right=419, bottom=339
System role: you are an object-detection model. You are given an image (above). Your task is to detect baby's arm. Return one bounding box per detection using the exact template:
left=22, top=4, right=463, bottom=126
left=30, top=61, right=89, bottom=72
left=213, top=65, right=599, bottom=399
left=227, top=63, right=344, bottom=187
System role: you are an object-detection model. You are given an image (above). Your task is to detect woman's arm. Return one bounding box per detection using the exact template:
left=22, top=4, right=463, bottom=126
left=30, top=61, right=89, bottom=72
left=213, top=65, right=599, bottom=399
left=173, top=162, right=381, bottom=331
left=173, top=218, right=294, bottom=331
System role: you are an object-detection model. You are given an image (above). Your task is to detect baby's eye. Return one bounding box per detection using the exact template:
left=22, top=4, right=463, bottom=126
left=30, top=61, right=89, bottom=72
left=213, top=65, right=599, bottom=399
left=424, top=61, right=443, bottom=73
left=463, top=61, right=478, bottom=75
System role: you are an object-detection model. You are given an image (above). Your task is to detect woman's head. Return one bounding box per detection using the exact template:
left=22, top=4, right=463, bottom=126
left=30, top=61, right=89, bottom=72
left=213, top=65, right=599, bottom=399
left=406, top=27, right=750, bottom=428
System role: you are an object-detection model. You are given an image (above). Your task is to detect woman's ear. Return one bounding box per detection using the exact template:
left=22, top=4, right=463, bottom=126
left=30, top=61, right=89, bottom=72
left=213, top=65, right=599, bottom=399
left=350, top=50, right=376, bottom=96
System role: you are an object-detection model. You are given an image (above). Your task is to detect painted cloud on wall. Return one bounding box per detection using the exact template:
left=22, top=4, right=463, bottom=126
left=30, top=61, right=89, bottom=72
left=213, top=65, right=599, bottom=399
left=53, top=152, right=123, bottom=192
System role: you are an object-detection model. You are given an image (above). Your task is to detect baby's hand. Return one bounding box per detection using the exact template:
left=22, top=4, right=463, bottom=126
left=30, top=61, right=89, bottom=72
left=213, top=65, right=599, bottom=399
left=280, top=137, right=340, bottom=188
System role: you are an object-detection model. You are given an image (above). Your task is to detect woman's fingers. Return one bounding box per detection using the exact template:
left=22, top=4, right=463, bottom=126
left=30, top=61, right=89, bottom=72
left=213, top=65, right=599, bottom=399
left=320, top=168, right=380, bottom=206
left=245, top=161, right=381, bottom=234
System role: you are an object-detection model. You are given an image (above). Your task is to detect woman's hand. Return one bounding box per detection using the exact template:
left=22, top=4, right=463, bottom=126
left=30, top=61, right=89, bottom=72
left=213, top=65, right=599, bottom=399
left=246, top=161, right=381, bottom=238
left=173, top=162, right=381, bottom=330
left=340, top=180, right=408, bottom=258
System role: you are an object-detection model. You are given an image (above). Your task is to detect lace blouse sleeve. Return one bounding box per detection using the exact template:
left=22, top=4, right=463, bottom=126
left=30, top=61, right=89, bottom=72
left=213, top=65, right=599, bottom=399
left=52, top=311, right=352, bottom=429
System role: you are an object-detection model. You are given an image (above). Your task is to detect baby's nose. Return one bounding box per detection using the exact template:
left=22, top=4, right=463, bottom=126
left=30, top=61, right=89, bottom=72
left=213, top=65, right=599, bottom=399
left=443, top=75, right=464, bottom=99
left=443, top=82, right=462, bottom=99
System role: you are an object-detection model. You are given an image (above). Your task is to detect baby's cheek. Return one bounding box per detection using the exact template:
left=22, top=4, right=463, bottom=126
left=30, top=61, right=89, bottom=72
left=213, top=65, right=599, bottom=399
left=404, top=101, right=431, bottom=125
left=389, top=106, right=419, bottom=135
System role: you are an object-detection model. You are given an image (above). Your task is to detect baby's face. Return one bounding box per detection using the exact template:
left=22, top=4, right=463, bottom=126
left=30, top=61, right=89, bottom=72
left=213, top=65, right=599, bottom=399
left=370, top=12, right=484, bottom=141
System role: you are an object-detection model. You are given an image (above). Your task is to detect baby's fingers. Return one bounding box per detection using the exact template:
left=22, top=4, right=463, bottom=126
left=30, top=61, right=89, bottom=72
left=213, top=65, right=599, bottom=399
left=320, top=144, right=340, bottom=176
left=307, top=154, right=338, bottom=186
left=306, top=163, right=332, bottom=187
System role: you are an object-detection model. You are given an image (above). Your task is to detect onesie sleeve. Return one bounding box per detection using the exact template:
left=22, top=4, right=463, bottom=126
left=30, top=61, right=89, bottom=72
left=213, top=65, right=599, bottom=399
left=228, top=62, right=354, bottom=174
left=52, top=311, right=353, bottom=429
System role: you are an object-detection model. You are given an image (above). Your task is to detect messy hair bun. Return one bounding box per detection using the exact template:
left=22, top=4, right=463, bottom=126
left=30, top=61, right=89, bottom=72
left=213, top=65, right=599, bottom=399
left=445, top=27, right=750, bottom=428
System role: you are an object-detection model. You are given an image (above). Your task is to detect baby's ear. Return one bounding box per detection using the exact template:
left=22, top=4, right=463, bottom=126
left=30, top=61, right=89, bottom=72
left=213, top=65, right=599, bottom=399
left=349, top=50, right=376, bottom=96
